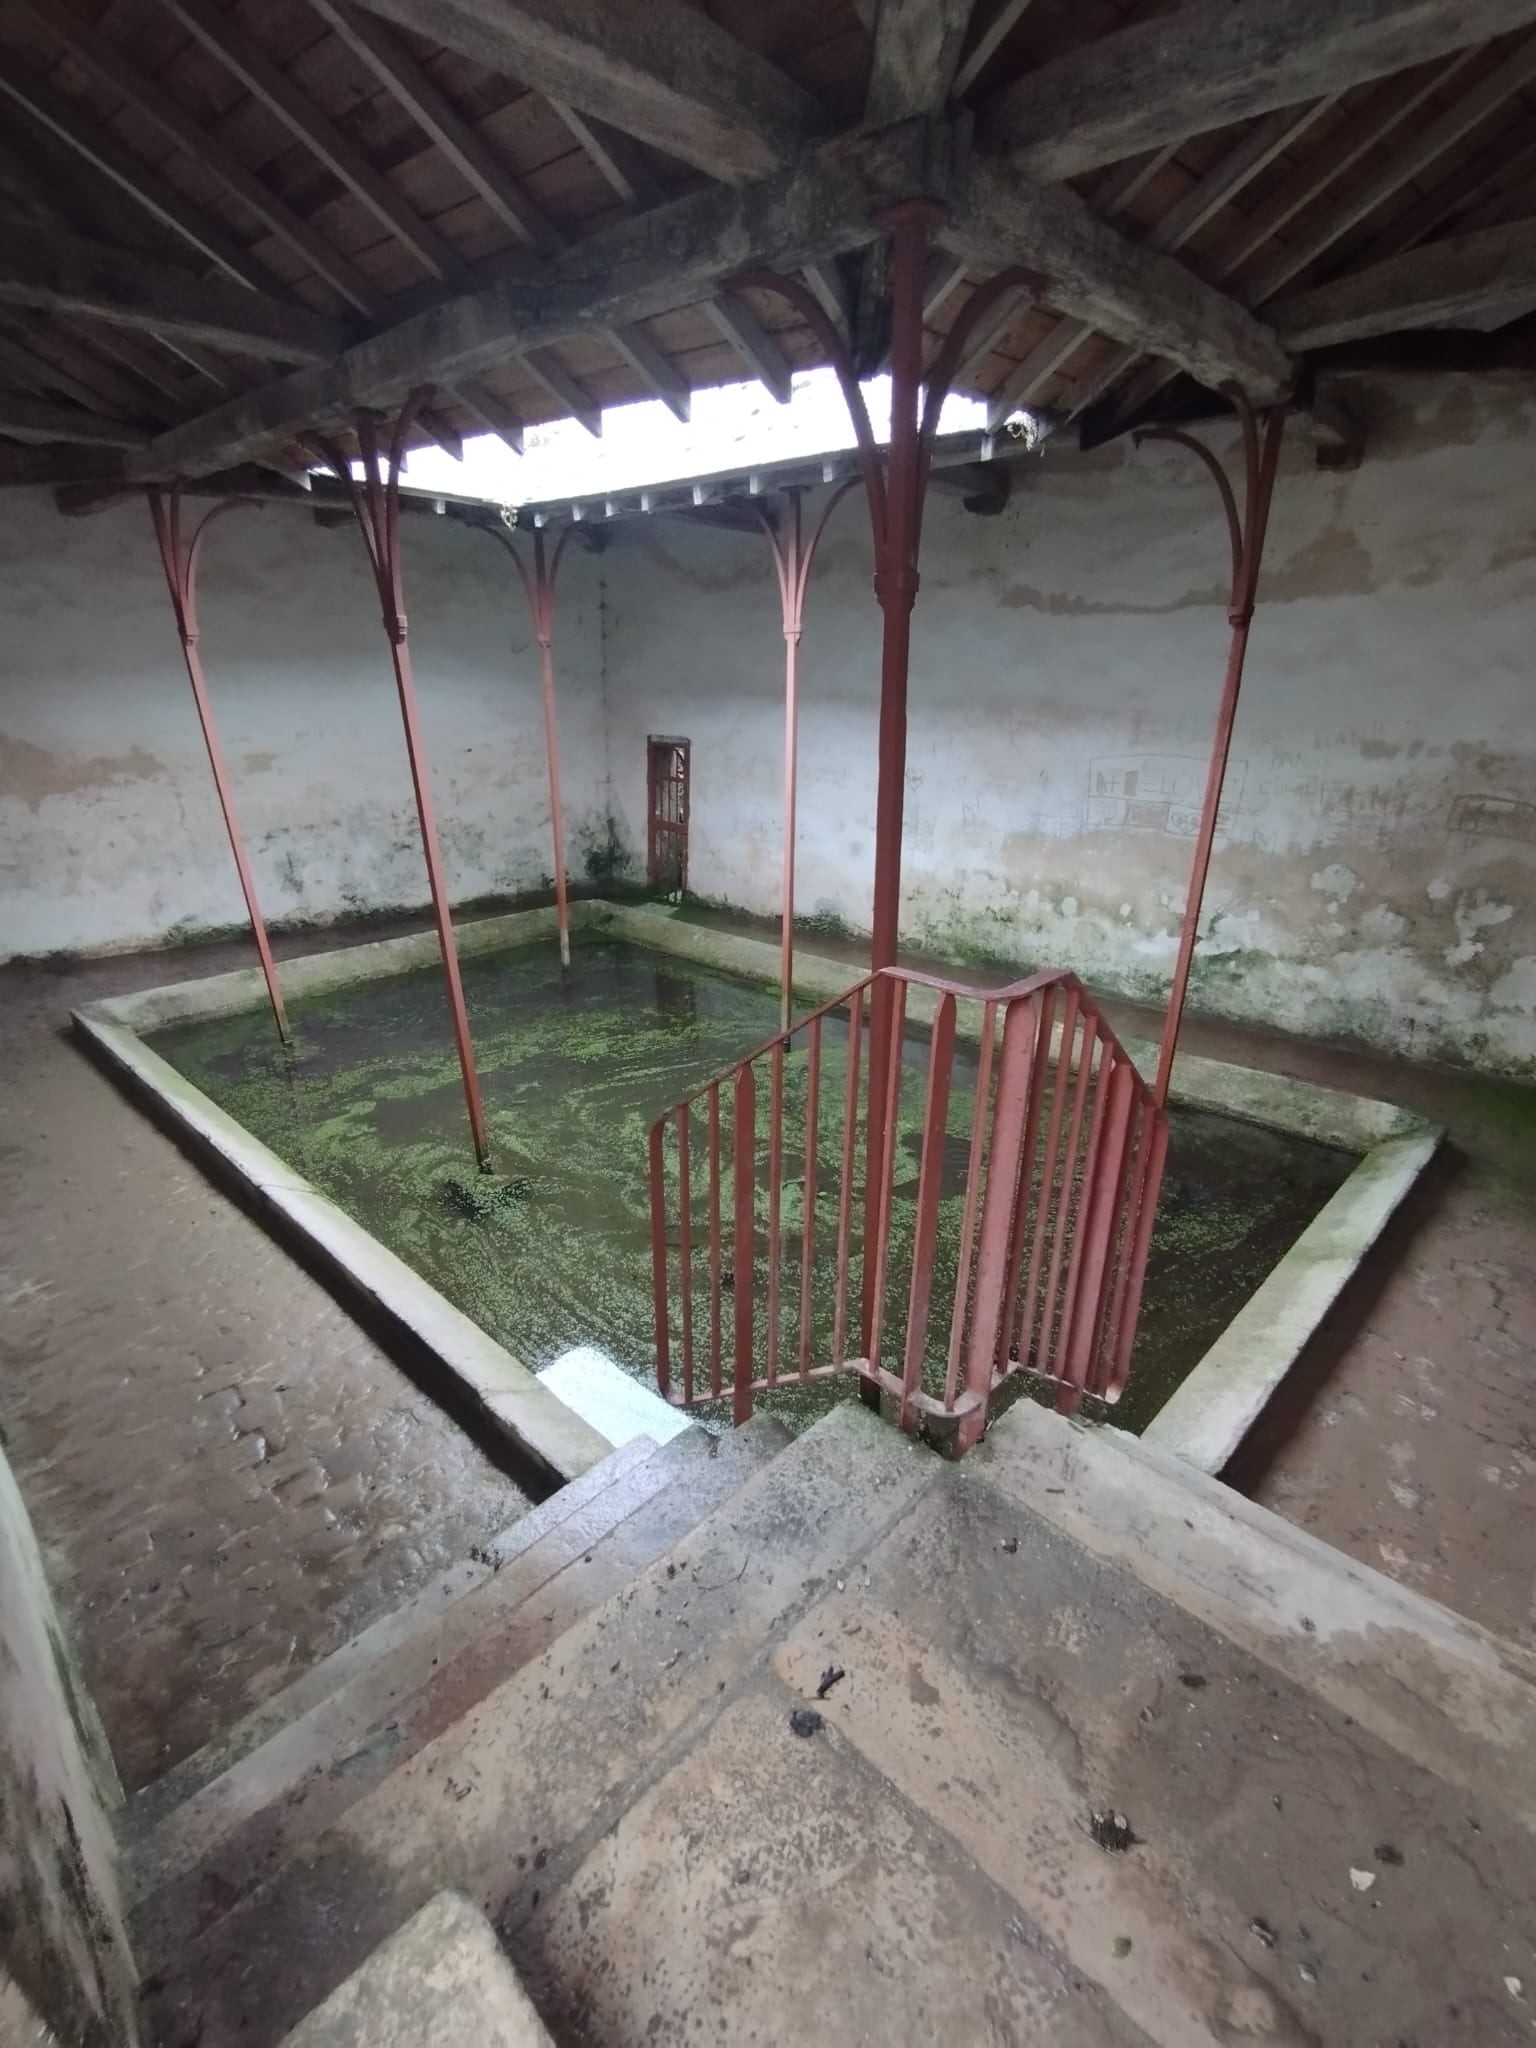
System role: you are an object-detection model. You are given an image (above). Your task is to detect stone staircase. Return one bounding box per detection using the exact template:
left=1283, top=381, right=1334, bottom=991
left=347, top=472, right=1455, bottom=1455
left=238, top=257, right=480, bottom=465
left=127, top=1403, right=1536, bottom=2048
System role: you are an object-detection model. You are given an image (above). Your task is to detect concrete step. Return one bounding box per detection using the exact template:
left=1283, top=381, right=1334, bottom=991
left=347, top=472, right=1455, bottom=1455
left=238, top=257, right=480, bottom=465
left=125, top=1434, right=661, bottom=1844
left=130, top=1416, right=791, bottom=1973
left=277, top=1890, right=552, bottom=2048
left=519, top=1411, right=1536, bottom=2048
left=143, top=1404, right=940, bottom=2047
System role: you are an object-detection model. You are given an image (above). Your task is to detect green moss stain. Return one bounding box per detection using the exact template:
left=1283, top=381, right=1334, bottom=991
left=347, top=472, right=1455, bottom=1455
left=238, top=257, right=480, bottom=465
left=149, top=938, right=1352, bottom=1439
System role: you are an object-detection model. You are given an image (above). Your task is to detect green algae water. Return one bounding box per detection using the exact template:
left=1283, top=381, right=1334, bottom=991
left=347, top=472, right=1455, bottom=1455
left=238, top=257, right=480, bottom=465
left=148, top=937, right=1354, bottom=1437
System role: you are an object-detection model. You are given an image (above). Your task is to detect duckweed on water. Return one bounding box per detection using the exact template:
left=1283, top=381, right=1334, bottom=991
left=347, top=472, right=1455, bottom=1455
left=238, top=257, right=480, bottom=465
left=149, top=937, right=1354, bottom=1437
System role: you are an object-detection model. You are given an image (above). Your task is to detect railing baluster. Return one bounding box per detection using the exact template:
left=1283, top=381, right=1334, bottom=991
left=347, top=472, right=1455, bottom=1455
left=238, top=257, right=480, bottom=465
left=1037, top=1012, right=1099, bottom=1385
left=645, top=964, right=1167, bottom=1444
left=732, top=1064, right=756, bottom=1425
left=766, top=1039, right=785, bottom=1388
left=1059, top=1056, right=1138, bottom=1405
left=944, top=998, right=996, bottom=1408
left=798, top=1014, right=821, bottom=1380
left=958, top=996, right=1040, bottom=1449
left=708, top=1082, right=722, bottom=1400
left=831, top=985, right=864, bottom=1367
left=997, top=985, right=1057, bottom=1373
left=1053, top=1030, right=1116, bottom=1400
left=1106, top=1111, right=1169, bottom=1401
left=648, top=1118, right=671, bottom=1401
left=865, top=976, right=907, bottom=1373
left=675, top=1103, right=694, bottom=1405
left=900, top=992, right=957, bottom=1430
left=1011, top=984, right=1080, bottom=1375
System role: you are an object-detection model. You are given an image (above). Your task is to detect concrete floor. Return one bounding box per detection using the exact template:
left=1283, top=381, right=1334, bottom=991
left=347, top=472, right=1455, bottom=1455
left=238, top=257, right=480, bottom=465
left=147, top=1401, right=1536, bottom=2048
left=3, top=909, right=1533, bottom=1802
left=0, top=929, right=537, bottom=1795
left=1148, top=1003, right=1536, bottom=1655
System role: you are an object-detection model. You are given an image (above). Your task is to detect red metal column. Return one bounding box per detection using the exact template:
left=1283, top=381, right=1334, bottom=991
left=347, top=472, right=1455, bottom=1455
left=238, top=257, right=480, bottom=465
left=310, top=399, right=492, bottom=1169
left=756, top=481, right=858, bottom=1031
left=147, top=485, right=290, bottom=1045
left=724, top=239, right=1041, bottom=1385
left=1139, top=396, right=1286, bottom=1106
left=487, top=523, right=575, bottom=968
left=859, top=201, right=940, bottom=1367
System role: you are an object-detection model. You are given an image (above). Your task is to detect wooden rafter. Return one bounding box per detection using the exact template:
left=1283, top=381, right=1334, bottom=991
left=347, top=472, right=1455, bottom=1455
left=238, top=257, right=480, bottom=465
left=0, top=224, right=346, bottom=364
left=986, top=101, right=1334, bottom=425
left=546, top=89, right=791, bottom=408
left=346, top=0, right=825, bottom=183
left=161, top=0, right=467, bottom=287
left=981, top=0, right=1536, bottom=179
left=939, top=157, right=1292, bottom=398
left=1273, top=216, right=1536, bottom=345
left=952, top=0, right=1037, bottom=101
left=0, top=63, right=278, bottom=294
left=1082, top=42, right=1532, bottom=433
left=10, top=0, right=386, bottom=318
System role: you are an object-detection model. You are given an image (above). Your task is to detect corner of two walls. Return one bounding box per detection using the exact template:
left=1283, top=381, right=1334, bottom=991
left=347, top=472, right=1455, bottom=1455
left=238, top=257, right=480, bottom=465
left=597, top=373, right=1536, bottom=1080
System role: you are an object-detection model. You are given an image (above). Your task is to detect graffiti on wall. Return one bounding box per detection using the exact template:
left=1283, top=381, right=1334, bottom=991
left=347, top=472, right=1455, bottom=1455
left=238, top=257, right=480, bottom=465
left=1085, top=752, right=1247, bottom=839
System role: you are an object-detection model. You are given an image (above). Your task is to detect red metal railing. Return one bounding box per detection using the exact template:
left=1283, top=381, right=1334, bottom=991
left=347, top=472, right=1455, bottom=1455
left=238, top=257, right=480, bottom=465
left=648, top=966, right=1168, bottom=1451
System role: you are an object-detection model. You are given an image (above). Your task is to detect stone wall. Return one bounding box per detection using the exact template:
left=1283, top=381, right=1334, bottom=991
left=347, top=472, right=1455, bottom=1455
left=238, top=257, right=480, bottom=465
left=0, top=491, right=615, bottom=962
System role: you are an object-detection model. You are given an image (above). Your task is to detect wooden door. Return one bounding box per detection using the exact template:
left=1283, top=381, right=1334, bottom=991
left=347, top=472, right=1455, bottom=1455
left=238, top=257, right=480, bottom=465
left=647, top=736, right=689, bottom=897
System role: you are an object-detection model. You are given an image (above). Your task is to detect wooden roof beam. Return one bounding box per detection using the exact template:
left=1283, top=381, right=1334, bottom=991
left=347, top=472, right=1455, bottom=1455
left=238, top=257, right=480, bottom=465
left=123, top=124, right=930, bottom=480
left=346, top=0, right=826, bottom=183
left=1272, top=216, right=1536, bottom=346
left=985, top=101, right=1333, bottom=426
left=865, top=0, right=978, bottom=123
left=939, top=157, right=1293, bottom=399
left=981, top=0, right=1536, bottom=180
left=0, top=224, right=347, bottom=364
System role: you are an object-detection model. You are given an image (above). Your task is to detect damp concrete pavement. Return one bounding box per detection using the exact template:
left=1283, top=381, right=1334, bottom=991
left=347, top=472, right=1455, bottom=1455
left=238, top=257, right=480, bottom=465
left=0, top=926, right=536, bottom=1793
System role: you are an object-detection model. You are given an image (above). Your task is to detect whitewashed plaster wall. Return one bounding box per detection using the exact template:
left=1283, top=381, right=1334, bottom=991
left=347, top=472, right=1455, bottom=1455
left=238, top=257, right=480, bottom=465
left=0, top=489, right=610, bottom=960
left=603, top=374, right=1536, bottom=1074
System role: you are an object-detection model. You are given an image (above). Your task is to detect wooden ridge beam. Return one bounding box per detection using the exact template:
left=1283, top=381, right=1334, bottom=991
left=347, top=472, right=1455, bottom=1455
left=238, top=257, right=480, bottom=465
left=347, top=0, right=825, bottom=183
left=980, top=0, right=1536, bottom=180
left=1271, top=216, right=1536, bottom=346
left=0, top=224, right=347, bottom=364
